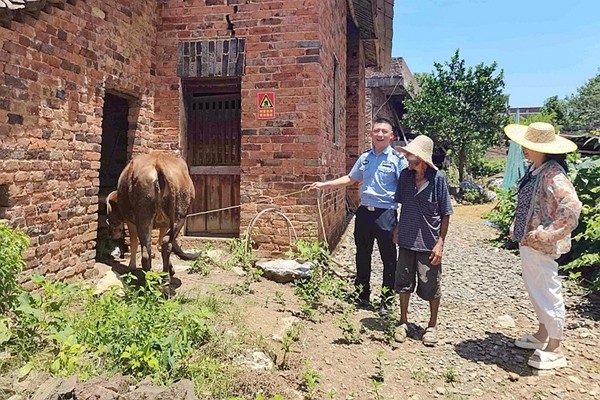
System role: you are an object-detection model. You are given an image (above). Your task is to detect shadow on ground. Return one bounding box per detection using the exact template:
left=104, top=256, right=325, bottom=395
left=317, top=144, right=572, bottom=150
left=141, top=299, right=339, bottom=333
left=454, top=331, right=535, bottom=376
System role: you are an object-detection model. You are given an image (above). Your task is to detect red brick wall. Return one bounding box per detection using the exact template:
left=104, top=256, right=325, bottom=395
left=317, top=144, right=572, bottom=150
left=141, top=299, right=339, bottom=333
left=310, top=0, right=348, bottom=247
left=345, top=21, right=365, bottom=210
left=0, top=1, right=157, bottom=279
left=156, top=0, right=350, bottom=254
left=1, top=0, right=367, bottom=275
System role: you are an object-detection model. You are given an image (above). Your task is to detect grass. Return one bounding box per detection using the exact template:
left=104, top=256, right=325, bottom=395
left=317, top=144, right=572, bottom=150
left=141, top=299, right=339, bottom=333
left=0, top=272, right=284, bottom=399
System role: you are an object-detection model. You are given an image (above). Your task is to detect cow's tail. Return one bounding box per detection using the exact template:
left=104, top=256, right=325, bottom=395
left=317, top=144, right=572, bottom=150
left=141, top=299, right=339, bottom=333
left=172, top=237, right=201, bottom=260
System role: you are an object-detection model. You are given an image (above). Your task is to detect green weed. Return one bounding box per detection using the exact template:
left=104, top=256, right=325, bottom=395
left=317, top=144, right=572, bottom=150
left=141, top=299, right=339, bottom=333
left=280, top=324, right=301, bottom=369
left=302, top=360, right=320, bottom=399
left=0, top=222, right=29, bottom=313
left=337, top=309, right=364, bottom=344
left=444, top=366, right=458, bottom=383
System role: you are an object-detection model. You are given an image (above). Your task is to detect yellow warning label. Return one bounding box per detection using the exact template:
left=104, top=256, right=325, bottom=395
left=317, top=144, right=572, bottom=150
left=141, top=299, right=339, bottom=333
left=260, top=95, right=273, bottom=108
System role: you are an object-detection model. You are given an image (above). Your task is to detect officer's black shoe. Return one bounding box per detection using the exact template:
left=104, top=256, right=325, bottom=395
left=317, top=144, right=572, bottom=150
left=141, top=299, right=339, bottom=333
left=378, top=302, right=389, bottom=317
left=356, top=298, right=371, bottom=309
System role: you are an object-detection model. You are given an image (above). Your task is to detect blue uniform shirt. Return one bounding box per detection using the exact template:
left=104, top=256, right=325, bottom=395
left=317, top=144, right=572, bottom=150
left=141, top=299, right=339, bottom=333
left=349, top=145, right=407, bottom=209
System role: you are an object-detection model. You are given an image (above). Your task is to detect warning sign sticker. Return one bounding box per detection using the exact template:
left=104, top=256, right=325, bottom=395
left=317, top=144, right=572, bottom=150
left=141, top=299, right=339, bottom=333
left=257, top=92, right=275, bottom=120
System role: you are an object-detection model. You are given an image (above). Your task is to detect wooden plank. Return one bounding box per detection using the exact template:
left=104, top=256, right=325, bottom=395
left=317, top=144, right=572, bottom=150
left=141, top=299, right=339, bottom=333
left=187, top=175, right=206, bottom=234
left=206, top=175, right=221, bottom=232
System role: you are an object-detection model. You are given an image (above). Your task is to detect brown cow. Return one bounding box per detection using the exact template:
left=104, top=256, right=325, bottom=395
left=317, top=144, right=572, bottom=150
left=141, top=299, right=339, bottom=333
left=106, top=151, right=200, bottom=282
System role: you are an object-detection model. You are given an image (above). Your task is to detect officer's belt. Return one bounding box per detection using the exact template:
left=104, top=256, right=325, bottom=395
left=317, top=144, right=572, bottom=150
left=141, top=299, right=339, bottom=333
left=361, top=205, right=390, bottom=212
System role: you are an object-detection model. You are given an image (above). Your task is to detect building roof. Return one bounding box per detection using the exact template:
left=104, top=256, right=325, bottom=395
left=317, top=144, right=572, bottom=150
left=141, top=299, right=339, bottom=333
left=347, top=0, right=394, bottom=71
left=0, top=0, right=68, bottom=27
left=366, top=57, right=419, bottom=97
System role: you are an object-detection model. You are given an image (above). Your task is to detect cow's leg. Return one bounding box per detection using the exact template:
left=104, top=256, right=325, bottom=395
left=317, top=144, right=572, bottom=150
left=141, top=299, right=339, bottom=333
left=137, top=220, right=153, bottom=273
left=159, top=227, right=174, bottom=279
left=127, top=222, right=139, bottom=270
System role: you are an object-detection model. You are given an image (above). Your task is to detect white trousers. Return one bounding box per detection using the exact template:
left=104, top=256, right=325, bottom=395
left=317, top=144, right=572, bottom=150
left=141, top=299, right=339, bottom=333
left=520, top=246, right=565, bottom=340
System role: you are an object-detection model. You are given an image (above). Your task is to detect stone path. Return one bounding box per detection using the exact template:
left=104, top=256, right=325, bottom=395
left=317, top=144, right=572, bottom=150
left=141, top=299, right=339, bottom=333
left=328, top=204, right=600, bottom=399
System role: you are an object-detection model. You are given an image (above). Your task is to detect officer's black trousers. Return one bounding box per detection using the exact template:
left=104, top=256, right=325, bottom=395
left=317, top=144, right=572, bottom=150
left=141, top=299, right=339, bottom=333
left=353, top=206, right=397, bottom=302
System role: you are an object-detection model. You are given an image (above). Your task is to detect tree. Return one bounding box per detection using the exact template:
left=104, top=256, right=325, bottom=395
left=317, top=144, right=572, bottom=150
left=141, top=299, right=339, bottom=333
left=541, top=95, right=568, bottom=127
left=404, top=50, right=507, bottom=181
left=566, top=69, right=600, bottom=129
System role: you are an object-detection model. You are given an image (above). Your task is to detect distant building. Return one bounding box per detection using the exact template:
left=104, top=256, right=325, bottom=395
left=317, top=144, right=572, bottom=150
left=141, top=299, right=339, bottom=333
left=508, top=107, right=542, bottom=122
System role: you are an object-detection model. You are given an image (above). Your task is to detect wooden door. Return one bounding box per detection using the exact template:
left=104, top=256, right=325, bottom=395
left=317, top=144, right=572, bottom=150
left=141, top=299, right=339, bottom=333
left=186, top=93, right=241, bottom=236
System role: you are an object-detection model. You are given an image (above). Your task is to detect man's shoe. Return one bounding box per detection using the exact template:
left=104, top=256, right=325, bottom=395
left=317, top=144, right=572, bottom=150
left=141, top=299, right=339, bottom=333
left=394, top=323, right=408, bottom=343
left=378, top=302, right=389, bottom=317
left=422, top=326, right=438, bottom=346
left=356, top=298, right=371, bottom=309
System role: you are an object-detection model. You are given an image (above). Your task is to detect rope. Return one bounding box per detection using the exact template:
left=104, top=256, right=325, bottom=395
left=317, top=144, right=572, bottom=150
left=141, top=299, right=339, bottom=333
left=186, top=187, right=310, bottom=218
left=315, top=189, right=328, bottom=246
left=186, top=184, right=331, bottom=245
left=244, top=207, right=299, bottom=253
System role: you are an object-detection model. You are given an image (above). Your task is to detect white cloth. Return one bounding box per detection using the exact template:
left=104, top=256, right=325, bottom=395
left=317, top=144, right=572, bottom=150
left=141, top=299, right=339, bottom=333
left=520, top=245, right=565, bottom=339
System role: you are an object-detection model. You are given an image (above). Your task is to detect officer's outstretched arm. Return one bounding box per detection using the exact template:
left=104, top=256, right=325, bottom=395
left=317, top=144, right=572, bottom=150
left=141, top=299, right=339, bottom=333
left=309, top=175, right=357, bottom=190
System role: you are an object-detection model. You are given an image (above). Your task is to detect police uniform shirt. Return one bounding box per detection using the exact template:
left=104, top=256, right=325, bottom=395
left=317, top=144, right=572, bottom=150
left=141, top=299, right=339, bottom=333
left=349, top=145, right=408, bottom=209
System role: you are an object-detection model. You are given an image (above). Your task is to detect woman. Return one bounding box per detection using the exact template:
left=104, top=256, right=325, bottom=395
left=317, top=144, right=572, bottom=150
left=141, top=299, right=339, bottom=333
left=504, top=122, right=582, bottom=370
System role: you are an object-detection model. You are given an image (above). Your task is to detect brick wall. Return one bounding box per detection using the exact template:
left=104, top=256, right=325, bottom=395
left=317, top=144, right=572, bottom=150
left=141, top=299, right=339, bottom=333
left=1, top=0, right=369, bottom=275
left=345, top=21, right=365, bottom=209
left=0, top=1, right=157, bottom=279
left=156, top=0, right=350, bottom=254
left=310, top=0, right=348, bottom=247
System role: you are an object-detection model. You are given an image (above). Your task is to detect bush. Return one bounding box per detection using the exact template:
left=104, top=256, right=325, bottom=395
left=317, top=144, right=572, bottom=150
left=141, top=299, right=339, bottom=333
left=562, top=156, right=600, bottom=291
left=0, top=222, right=29, bottom=313
left=2, top=272, right=218, bottom=383
left=483, top=189, right=517, bottom=247
left=471, top=157, right=506, bottom=179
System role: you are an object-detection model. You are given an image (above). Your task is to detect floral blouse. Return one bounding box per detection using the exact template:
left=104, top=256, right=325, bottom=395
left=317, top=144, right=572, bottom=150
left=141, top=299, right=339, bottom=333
left=512, top=160, right=582, bottom=258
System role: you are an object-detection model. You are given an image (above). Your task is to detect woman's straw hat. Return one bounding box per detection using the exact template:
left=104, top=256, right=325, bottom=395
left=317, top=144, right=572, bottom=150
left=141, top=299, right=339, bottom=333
left=400, top=135, right=438, bottom=170
left=504, top=122, right=577, bottom=154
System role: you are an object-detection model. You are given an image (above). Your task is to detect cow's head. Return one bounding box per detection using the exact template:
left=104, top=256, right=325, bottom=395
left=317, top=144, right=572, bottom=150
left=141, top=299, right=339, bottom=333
left=106, top=191, right=125, bottom=239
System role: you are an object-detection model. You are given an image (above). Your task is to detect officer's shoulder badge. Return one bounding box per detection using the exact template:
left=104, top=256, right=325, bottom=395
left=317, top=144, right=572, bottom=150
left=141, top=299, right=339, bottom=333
left=391, top=150, right=403, bottom=158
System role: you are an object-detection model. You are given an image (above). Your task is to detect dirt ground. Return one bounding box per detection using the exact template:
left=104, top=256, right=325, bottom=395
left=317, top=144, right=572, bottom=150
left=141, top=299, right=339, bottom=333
left=166, top=202, right=600, bottom=400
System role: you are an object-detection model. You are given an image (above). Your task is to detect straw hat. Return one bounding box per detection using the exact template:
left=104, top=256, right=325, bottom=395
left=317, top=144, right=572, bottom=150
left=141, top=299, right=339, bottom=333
left=401, top=135, right=438, bottom=170
left=504, top=122, right=577, bottom=154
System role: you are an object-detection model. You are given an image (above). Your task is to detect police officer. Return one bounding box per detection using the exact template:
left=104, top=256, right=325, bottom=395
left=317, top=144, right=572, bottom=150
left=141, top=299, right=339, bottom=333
left=310, top=117, right=407, bottom=315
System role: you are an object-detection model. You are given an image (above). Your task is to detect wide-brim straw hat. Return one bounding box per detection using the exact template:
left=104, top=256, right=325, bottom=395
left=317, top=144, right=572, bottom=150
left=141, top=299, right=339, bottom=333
left=504, top=122, right=577, bottom=154
left=400, top=135, right=438, bottom=170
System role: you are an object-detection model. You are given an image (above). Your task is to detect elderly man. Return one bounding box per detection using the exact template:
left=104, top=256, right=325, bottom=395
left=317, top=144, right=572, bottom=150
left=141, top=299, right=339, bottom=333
left=311, top=117, right=407, bottom=315
left=392, top=135, right=453, bottom=346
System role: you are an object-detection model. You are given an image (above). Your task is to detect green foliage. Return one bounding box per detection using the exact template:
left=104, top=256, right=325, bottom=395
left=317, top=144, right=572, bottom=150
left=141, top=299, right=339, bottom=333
left=280, top=324, right=301, bottom=369
left=516, top=111, right=558, bottom=126
left=404, top=49, right=507, bottom=181
left=445, top=165, right=460, bottom=187
left=287, top=238, right=331, bottom=268
left=444, top=366, right=458, bottom=383
left=0, top=222, right=29, bottom=313
left=188, top=251, right=213, bottom=276
left=483, top=189, right=517, bottom=247
left=470, top=158, right=505, bottom=179
left=302, top=360, right=320, bottom=399
left=1, top=272, right=221, bottom=385
left=225, top=238, right=262, bottom=295
left=226, top=238, right=256, bottom=270
left=541, top=70, right=600, bottom=129
left=290, top=239, right=351, bottom=320
left=379, top=287, right=399, bottom=344
left=562, top=156, right=600, bottom=291
left=337, top=309, right=364, bottom=344
left=541, top=96, right=568, bottom=126
left=565, top=69, right=600, bottom=129
left=371, top=350, right=385, bottom=400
